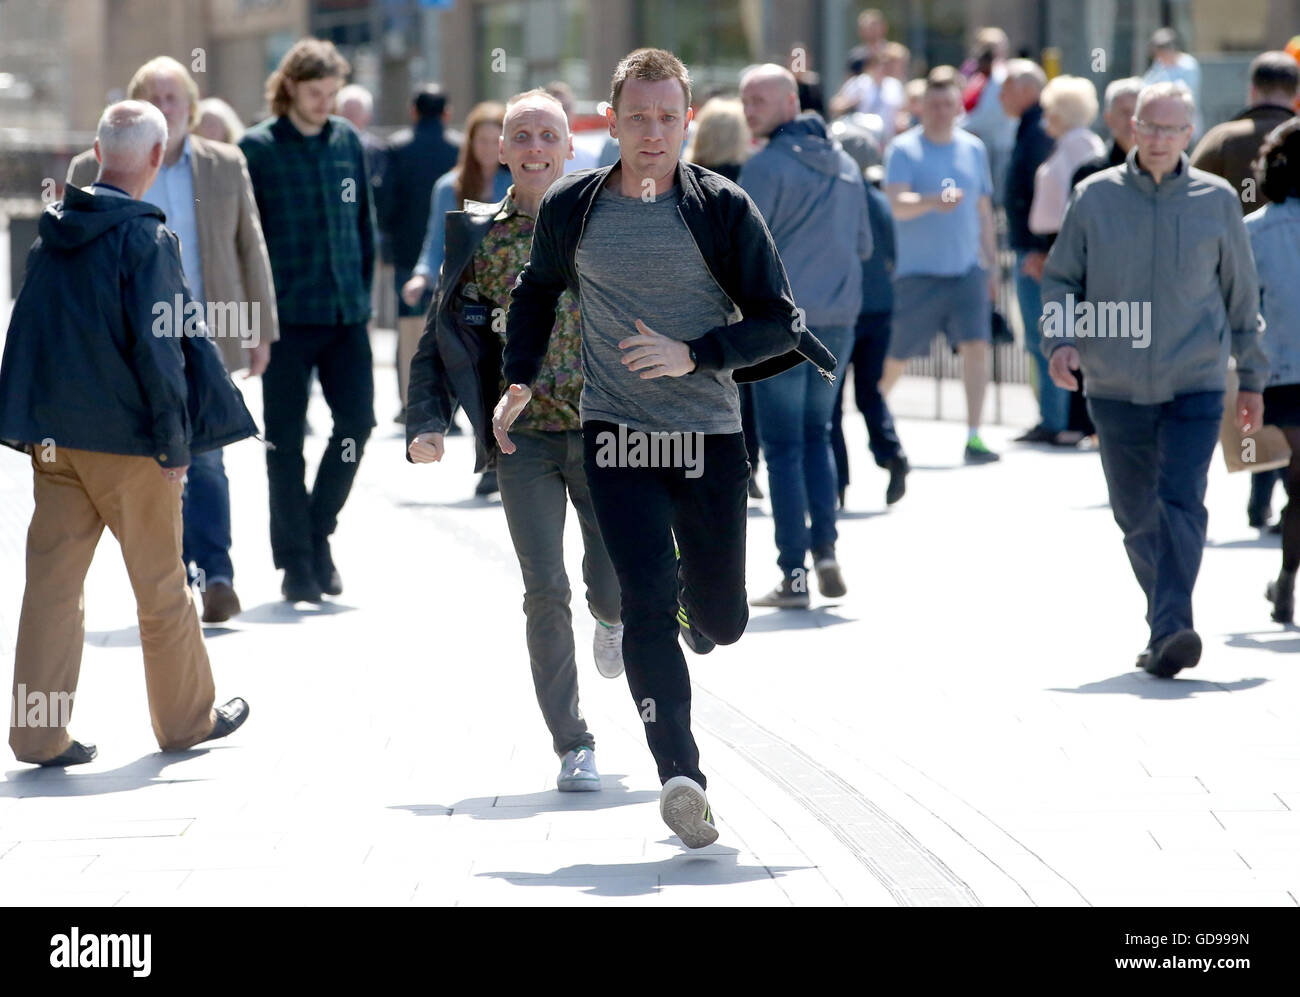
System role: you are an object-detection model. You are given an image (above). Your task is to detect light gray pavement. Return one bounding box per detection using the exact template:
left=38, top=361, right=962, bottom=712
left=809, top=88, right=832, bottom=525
left=1, top=330, right=1298, bottom=906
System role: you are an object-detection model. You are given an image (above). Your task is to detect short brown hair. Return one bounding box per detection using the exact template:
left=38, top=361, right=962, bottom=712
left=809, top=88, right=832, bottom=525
left=609, top=48, right=692, bottom=112
left=265, top=38, right=351, bottom=118
left=925, top=65, right=966, bottom=94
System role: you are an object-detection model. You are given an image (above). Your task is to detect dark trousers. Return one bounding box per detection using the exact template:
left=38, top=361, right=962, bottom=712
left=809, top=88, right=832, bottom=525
left=262, top=322, right=376, bottom=568
left=181, top=446, right=233, bottom=586
left=1088, top=391, right=1223, bottom=646
left=740, top=383, right=761, bottom=474
left=1248, top=467, right=1282, bottom=523
left=832, top=310, right=904, bottom=491
left=582, top=422, right=750, bottom=788
left=497, top=429, right=621, bottom=757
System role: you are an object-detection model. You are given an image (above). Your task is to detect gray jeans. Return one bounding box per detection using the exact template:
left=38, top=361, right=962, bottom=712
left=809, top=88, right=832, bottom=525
left=496, top=429, right=621, bottom=756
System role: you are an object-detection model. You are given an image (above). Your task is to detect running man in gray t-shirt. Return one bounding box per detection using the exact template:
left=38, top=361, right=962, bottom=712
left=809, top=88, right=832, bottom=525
left=494, top=49, right=838, bottom=851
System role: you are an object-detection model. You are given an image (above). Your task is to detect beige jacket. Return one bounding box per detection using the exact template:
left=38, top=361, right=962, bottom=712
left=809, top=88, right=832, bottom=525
left=67, top=133, right=279, bottom=371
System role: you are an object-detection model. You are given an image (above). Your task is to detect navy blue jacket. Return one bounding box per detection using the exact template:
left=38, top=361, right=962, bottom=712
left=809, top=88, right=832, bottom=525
left=0, top=185, right=257, bottom=468
left=377, top=119, right=460, bottom=271
left=860, top=184, right=895, bottom=314
left=1006, top=103, right=1056, bottom=252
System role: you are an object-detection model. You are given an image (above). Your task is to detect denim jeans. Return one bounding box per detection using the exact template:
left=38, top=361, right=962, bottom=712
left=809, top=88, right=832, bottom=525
left=262, top=322, right=376, bottom=568
left=182, top=447, right=233, bottom=587
left=831, top=310, right=904, bottom=491
left=582, top=422, right=750, bottom=789
left=497, top=429, right=621, bottom=757
left=754, top=323, right=853, bottom=575
left=1088, top=391, right=1223, bottom=645
left=1016, top=251, right=1070, bottom=433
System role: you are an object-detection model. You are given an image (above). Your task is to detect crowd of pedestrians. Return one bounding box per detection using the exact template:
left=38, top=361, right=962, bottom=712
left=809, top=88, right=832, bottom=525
left=3, top=15, right=1300, bottom=849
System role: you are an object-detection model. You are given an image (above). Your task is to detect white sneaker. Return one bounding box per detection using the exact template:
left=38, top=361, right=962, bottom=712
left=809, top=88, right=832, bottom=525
left=593, top=622, right=625, bottom=678
left=557, top=747, right=601, bottom=792
left=659, top=775, right=718, bottom=848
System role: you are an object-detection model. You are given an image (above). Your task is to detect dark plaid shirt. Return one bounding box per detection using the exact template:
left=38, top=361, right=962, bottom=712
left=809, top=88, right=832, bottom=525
left=239, top=114, right=374, bottom=326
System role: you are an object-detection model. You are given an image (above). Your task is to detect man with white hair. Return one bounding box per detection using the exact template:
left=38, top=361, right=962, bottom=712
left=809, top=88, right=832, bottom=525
left=1042, top=82, right=1268, bottom=678
left=999, top=59, right=1064, bottom=444
left=68, top=56, right=279, bottom=624
left=337, top=82, right=386, bottom=206
left=407, top=89, right=623, bottom=793
left=1072, top=77, right=1143, bottom=188
left=739, top=62, right=871, bottom=608
left=0, top=100, right=254, bottom=765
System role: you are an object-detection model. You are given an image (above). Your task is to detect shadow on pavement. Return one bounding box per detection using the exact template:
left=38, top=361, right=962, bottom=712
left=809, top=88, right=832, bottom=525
left=1205, top=536, right=1281, bottom=549
left=1, top=750, right=214, bottom=797
left=392, top=497, right=501, bottom=511
left=229, top=600, right=357, bottom=623
left=392, top=777, right=658, bottom=821
left=476, top=848, right=808, bottom=897
left=1050, top=673, right=1269, bottom=698
left=744, top=607, right=854, bottom=632
left=835, top=509, right=887, bottom=520
left=1224, top=629, right=1300, bottom=652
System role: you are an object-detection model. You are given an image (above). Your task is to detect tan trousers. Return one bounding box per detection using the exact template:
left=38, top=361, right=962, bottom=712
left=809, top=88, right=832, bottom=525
left=10, top=447, right=216, bottom=762
left=397, top=315, right=424, bottom=410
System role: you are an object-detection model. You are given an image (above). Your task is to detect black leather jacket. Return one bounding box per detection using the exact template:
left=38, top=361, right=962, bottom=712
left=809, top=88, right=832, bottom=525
left=405, top=195, right=513, bottom=471
left=503, top=161, right=837, bottom=388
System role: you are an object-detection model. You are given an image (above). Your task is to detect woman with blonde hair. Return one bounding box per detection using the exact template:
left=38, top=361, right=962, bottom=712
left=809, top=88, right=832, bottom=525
left=685, top=97, right=750, bottom=181
left=1028, top=75, right=1104, bottom=238
left=194, top=97, right=245, bottom=145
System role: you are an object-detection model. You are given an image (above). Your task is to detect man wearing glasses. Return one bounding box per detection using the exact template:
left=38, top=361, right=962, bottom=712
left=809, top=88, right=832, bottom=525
left=1040, top=81, right=1268, bottom=679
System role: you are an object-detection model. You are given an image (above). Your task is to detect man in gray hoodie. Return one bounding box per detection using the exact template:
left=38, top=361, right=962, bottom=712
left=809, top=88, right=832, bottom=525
left=1042, top=81, right=1268, bottom=679
left=739, top=63, right=872, bottom=609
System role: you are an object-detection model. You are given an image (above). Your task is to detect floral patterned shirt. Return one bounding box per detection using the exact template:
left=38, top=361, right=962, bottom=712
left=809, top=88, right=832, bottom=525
left=471, top=187, right=582, bottom=432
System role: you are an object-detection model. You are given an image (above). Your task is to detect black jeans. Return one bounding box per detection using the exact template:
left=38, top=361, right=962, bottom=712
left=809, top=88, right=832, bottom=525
left=832, top=310, right=903, bottom=491
left=263, top=322, right=376, bottom=568
left=1088, top=391, right=1222, bottom=646
left=497, top=429, right=621, bottom=756
left=582, top=421, right=750, bottom=788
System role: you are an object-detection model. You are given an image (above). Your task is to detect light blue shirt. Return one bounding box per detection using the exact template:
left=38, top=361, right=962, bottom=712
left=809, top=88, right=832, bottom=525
left=1246, top=198, right=1300, bottom=388
left=141, top=136, right=205, bottom=306
left=414, top=166, right=511, bottom=280
left=884, top=126, right=992, bottom=278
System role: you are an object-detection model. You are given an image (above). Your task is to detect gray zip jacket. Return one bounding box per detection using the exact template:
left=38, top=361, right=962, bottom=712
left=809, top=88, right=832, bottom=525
left=738, top=112, right=872, bottom=327
left=1040, top=148, right=1267, bottom=402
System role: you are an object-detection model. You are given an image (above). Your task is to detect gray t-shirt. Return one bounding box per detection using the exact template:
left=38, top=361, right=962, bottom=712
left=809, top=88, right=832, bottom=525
left=573, top=180, right=742, bottom=434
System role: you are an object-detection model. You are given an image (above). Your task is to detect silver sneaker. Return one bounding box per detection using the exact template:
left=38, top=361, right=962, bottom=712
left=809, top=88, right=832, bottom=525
left=593, top=622, right=625, bottom=678
left=557, top=747, right=602, bottom=792
left=660, top=775, right=719, bottom=848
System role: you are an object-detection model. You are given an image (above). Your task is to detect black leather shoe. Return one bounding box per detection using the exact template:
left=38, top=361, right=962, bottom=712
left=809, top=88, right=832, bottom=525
left=199, top=698, right=249, bottom=744
left=38, top=740, right=97, bottom=767
left=312, top=540, right=342, bottom=596
left=1141, top=630, right=1202, bottom=678
left=282, top=561, right=322, bottom=603
left=1267, top=569, right=1296, bottom=624
left=885, top=455, right=909, bottom=505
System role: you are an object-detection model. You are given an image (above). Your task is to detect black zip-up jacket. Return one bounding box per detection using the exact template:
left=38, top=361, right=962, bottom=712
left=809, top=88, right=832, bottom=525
left=0, top=185, right=257, bottom=468
left=1006, top=103, right=1056, bottom=253
left=404, top=196, right=507, bottom=472
left=377, top=119, right=460, bottom=271
left=502, top=161, right=837, bottom=391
